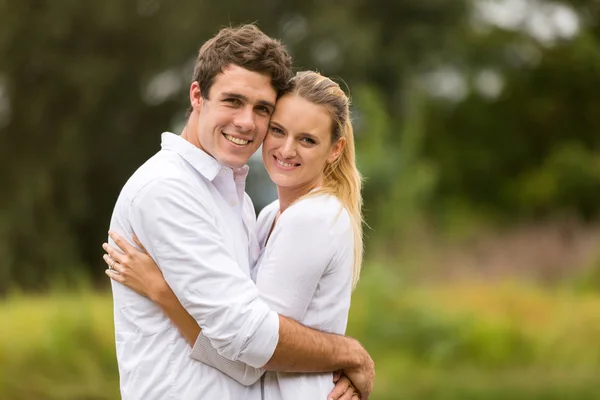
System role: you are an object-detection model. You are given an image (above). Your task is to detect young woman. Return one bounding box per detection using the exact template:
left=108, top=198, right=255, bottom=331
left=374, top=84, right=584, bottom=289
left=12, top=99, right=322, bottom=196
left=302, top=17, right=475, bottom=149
left=103, top=71, right=364, bottom=400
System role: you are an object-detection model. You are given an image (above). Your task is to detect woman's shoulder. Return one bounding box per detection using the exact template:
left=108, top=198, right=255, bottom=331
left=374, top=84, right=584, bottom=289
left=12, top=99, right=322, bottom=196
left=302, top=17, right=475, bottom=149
left=258, top=199, right=280, bottom=217
left=257, top=199, right=280, bottom=230
left=283, top=193, right=350, bottom=229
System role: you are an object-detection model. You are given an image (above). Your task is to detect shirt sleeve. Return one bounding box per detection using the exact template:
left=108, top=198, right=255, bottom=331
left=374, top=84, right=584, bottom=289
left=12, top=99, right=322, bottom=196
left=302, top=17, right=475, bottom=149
left=189, top=201, right=335, bottom=382
left=189, top=333, right=266, bottom=385
left=128, top=177, right=279, bottom=368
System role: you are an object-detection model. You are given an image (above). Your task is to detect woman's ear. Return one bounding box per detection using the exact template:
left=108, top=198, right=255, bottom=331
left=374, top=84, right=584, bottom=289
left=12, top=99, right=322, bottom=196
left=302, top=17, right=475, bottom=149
left=327, top=137, right=346, bottom=164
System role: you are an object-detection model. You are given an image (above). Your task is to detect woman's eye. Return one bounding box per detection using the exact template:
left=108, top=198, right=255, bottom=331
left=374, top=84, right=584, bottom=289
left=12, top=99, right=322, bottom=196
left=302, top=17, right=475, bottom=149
left=270, top=126, right=283, bottom=134
left=301, top=137, right=316, bottom=145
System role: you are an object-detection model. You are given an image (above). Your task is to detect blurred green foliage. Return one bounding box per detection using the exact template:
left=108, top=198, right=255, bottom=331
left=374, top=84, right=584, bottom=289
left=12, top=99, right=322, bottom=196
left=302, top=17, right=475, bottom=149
left=3, top=266, right=600, bottom=399
left=1, top=0, right=599, bottom=292
left=1, top=2, right=599, bottom=398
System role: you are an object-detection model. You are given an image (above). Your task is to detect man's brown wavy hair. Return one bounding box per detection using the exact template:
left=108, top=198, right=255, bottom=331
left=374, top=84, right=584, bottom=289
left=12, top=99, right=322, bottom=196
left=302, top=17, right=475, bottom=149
left=190, top=24, right=293, bottom=107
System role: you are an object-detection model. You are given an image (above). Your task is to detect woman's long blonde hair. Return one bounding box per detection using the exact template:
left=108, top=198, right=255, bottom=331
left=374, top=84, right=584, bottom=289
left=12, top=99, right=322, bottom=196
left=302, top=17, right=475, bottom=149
left=289, top=71, right=364, bottom=289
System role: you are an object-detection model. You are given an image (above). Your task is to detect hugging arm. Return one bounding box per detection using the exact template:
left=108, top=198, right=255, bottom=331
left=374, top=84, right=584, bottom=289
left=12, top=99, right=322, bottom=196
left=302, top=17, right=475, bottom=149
left=105, top=234, right=202, bottom=348
left=105, top=232, right=266, bottom=385
left=106, top=211, right=358, bottom=385
left=190, top=209, right=333, bottom=383
left=108, top=180, right=374, bottom=397
left=126, top=178, right=279, bottom=367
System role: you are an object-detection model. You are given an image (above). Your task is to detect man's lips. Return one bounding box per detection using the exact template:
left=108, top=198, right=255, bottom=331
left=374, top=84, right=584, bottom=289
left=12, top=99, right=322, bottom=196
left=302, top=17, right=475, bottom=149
left=223, top=133, right=252, bottom=145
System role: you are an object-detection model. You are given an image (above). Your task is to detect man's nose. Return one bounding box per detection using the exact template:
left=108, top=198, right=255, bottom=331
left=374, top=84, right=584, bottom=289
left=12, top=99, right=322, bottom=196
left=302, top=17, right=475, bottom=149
left=234, top=107, right=256, bottom=133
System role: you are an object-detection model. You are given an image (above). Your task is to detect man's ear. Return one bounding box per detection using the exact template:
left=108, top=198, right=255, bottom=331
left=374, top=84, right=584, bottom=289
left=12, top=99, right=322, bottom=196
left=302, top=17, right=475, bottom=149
left=190, top=82, right=203, bottom=111
left=327, top=137, right=346, bottom=164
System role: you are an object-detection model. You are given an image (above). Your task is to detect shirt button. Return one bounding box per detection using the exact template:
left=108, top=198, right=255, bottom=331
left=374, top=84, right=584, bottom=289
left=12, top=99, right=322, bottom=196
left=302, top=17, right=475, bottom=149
left=220, top=169, right=227, bottom=175
left=229, top=200, right=237, bottom=206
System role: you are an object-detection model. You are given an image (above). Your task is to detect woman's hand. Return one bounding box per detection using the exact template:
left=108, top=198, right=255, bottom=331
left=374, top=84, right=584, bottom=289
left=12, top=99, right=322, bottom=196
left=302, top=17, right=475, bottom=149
left=104, top=231, right=202, bottom=346
left=102, top=231, right=168, bottom=300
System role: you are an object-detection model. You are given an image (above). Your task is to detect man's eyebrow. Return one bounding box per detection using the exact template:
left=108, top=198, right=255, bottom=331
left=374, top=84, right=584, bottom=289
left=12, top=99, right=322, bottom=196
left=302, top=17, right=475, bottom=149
left=257, top=100, right=276, bottom=110
left=221, top=92, right=275, bottom=109
left=221, top=92, right=248, bottom=101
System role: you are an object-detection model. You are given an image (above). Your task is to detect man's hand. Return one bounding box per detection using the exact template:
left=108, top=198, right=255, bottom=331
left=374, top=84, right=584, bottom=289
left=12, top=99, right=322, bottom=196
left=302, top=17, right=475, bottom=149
left=342, top=345, right=375, bottom=399
left=327, top=371, right=361, bottom=400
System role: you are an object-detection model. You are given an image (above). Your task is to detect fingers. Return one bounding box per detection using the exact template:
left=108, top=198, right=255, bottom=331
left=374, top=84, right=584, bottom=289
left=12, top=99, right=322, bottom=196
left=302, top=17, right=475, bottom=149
left=105, top=269, right=125, bottom=283
left=132, top=233, right=148, bottom=253
left=351, top=394, right=360, bottom=400
left=108, top=230, right=136, bottom=255
left=333, top=370, right=342, bottom=383
left=103, top=254, right=124, bottom=273
left=102, top=242, right=126, bottom=264
left=328, top=375, right=351, bottom=400
left=337, top=385, right=356, bottom=400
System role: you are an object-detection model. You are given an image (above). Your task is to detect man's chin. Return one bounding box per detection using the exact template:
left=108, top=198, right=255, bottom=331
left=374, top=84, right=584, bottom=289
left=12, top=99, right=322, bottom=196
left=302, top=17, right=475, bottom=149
left=219, top=155, right=250, bottom=169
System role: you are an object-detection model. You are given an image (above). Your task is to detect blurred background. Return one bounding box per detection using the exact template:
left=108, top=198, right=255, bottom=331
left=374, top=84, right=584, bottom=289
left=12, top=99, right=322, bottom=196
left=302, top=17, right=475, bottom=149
left=1, top=0, right=600, bottom=399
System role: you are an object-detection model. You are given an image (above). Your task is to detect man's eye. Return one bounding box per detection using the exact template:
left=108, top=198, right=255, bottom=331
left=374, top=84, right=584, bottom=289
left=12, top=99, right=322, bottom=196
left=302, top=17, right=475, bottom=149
left=257, top=106, right=271, bottom=114
left=224, top=98, right=241, bottom=105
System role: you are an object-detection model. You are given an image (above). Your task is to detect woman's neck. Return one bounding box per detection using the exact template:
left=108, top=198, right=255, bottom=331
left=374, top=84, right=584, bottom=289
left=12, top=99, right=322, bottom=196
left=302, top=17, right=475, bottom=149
left=276, top=178, right=322, bottom=213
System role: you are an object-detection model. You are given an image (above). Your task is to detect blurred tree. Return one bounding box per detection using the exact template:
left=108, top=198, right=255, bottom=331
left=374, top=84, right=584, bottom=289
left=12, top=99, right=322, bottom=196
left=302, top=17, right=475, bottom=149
left=422, top=0, right=600, bottom=226
left=0, top=0, right=598, bottom=291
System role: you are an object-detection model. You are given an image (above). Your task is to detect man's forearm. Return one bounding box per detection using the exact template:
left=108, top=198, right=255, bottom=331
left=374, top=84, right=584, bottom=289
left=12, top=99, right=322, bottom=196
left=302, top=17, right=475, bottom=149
left=262, top=315, right=364, bottom=372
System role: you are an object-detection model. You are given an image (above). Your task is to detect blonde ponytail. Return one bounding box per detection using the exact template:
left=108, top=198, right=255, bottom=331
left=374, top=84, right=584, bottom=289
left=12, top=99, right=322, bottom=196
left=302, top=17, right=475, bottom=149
left=321, top=118, right=364, bottom=289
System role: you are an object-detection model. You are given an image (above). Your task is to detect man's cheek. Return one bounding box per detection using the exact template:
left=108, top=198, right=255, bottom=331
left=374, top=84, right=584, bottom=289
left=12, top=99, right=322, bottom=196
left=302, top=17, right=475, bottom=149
left=258, top=124, right=270, bottom=140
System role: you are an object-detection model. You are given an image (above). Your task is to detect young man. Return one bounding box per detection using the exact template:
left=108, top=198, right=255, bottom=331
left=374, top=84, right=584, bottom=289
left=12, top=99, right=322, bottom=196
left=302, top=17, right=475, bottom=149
left=107, top=24, right=374, bottom=400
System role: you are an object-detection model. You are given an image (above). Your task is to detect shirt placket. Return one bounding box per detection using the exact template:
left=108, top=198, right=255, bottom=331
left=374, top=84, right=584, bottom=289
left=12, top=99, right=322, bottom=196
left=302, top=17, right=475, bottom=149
left=214, top=168, right=250, bottom=273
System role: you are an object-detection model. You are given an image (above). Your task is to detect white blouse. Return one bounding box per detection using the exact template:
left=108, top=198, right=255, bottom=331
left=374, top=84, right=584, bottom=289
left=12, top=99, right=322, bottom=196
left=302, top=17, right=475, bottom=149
left=190, top=193, right=355, bottom=399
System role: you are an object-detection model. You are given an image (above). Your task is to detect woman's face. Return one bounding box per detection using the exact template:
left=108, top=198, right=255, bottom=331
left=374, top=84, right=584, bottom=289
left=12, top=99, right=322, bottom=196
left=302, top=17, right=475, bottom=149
left=262, top=94, right=343, bottom=191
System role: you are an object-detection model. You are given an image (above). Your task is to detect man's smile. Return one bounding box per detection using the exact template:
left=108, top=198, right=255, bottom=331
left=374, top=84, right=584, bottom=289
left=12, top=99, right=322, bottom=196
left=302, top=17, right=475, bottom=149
left=223, top=133, right=251, bottom=146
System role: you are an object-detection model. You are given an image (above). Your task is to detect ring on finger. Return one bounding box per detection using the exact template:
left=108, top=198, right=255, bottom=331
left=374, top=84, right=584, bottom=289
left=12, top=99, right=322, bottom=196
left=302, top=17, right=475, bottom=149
left=107, top=256, right=117, bottom=271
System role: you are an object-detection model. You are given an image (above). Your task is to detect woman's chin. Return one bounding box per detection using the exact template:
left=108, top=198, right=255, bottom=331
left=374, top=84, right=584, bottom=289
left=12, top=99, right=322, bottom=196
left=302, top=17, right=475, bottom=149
left=267, top=172, right=299, bottom=189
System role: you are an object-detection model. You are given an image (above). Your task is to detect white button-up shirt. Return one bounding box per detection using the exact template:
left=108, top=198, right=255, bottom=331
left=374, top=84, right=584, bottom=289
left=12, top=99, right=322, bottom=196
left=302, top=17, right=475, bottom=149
left=190, top=194, right=355, bottom=400
left=109, top=132, right=278, bottom=400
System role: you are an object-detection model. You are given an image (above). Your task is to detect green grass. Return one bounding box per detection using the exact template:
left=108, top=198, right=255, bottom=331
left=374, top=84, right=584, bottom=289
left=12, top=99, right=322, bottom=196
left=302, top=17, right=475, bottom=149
left=0, top=293, right=119, bottom=400
left=2, top=267, right=600, bottom=399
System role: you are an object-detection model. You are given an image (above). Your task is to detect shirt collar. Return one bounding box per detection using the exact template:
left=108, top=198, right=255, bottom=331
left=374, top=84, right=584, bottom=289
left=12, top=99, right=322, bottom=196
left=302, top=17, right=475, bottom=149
left=160, top=132, right=249, bottom=182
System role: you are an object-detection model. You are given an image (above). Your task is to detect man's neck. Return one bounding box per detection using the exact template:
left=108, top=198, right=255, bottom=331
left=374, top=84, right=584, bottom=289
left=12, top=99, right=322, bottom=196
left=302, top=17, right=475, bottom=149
left=180, top=123, right=202, bottom=150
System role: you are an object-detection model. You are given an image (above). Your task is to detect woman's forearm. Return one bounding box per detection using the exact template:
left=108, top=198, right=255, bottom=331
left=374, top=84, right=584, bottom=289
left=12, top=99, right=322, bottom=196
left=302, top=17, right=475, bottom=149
left=150, top=283, right=201, bottom=347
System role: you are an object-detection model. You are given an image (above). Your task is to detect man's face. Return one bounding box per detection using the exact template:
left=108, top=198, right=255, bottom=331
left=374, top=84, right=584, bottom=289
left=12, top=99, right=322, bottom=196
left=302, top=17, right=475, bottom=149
left=191, top=65, right=277, bottom=168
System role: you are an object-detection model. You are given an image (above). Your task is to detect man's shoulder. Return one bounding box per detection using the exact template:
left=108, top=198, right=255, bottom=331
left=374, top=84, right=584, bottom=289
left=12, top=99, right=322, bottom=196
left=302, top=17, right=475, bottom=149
left=127, top=150, right=205, bottom=189
left=116, top=150, right=211, bottom=207
left=133, top=149, right=187, bottom=178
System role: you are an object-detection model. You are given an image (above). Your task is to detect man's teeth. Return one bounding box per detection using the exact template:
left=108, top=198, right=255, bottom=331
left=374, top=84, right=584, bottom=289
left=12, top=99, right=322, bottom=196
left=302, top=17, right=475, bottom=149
left=225, top=134, right=249, bottom=145
left=277, top=158, right=296, bottom=168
